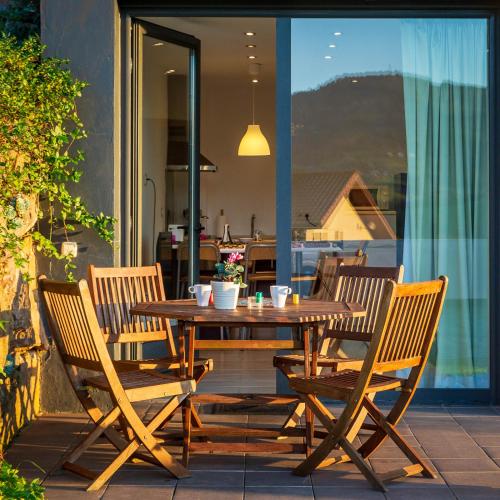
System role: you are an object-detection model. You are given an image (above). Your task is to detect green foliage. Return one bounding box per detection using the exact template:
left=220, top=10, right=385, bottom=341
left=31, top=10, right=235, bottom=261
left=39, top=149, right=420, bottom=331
left=0, top=35, right=115, bottom=280
left=0, top=0, right=40, bottom=40
left=0, top=460, right=44, bottom=499
left=214, top=252, right=247, bottom=287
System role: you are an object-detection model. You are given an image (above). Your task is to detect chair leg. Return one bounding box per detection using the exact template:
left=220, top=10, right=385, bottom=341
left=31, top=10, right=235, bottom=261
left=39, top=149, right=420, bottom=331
left=182, top=399, right=192, bottom=467
left=339, top=438, right=387, bottom=492
left=361, top=396, right=435, bottom=479
left=87, top=394, right=190, bottom=492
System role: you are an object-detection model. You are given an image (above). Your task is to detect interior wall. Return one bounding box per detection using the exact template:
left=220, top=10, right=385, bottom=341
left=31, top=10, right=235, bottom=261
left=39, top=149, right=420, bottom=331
left=200, top=75, right=276, bottom=237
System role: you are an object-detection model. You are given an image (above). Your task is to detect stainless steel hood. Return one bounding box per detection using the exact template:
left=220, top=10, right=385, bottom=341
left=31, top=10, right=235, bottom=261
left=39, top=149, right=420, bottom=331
left=166, top=141, right=217, bottom=172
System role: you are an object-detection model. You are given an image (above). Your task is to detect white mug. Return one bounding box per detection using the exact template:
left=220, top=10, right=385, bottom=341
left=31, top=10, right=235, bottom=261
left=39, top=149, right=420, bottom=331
left=270, top=285, right=292, bottom=308
left=188, top=284, right=212, bottom=307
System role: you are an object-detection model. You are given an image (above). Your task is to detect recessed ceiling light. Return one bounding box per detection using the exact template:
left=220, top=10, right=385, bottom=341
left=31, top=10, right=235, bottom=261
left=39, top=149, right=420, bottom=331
left=245, top=32, right=256, bottom=36
left=165, top=69, right=176, bottom=74
left=153, top=42, right=164, bottom=47
left=329, top=44, right=336, bottom=48
left=248, top=55, right=257, bottom=59
left=324, top=55, right=332, bottom=60
left=252, top=78, right=259, bottom=83
left=246, top=44, right=256, bottom=48
left=352, top=79, right=359, bottom=83
left=334, top=32, right=342, bottom=36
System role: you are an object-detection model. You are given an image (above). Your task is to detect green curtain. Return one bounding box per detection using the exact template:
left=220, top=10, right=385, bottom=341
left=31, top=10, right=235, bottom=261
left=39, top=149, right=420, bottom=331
left=401, top=19, right=489, bottom=388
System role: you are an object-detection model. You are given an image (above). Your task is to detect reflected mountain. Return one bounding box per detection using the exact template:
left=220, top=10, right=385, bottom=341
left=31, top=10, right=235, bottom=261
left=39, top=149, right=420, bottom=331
left=292, top=72, right=407, bottom=184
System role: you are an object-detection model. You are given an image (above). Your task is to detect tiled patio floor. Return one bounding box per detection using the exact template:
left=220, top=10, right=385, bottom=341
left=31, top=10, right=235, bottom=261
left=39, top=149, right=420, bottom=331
left=4, top=352, right=500, bottom=499
left=6, top=404, right=500, bottom=499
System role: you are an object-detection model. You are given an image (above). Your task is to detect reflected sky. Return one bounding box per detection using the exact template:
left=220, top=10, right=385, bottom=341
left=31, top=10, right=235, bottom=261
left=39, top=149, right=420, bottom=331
left=292, top=19, right=403, bottom=94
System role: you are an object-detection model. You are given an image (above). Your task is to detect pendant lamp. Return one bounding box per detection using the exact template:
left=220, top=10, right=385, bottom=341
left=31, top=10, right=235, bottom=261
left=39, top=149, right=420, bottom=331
left=238, top=82, right=270, bottom=156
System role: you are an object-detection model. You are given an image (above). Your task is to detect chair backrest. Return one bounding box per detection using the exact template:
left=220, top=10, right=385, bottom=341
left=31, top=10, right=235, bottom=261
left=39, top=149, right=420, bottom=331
left=312, top=253, right=368, bottom=300
left=87, top=264, right=176, bottom=356
left=329, top=265, right=404, bottom=340
left=372, top=276, right=448, bottom=374
left=39, top=278, right=111, bottom=373
left=245, top=241, right=276, bottom=262
left=200, top=241, right=221, bottom=262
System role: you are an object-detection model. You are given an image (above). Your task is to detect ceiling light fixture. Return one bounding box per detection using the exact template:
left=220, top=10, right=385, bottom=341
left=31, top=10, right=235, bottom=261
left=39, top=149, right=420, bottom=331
left=164, top=69, right=176, bottom=74
left=324, top=55, right=332, bottom=60
left=238, top=72, right=270, bottom=157
left=246, top=44, right=256, bottom=48
left=352, top=79, right=359, bottom=83
left=153, top=42, right=164, bottom=46
left=334, top=32, right=342, bottom=36
left=329, top=44, right=336, bottom=48
left=245, top=31, right=256, bottom=36
left=252, top=78, right=259, bottom=83
left=248, top=55, right=256, bottom=59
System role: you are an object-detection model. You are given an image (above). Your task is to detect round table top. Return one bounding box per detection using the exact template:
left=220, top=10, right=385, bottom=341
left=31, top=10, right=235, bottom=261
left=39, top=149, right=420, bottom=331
left=130, top=299, right=365, bottom=326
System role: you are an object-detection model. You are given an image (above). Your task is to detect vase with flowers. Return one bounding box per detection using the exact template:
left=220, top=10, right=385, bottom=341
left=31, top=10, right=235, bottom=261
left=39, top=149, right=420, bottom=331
left=211, top=252, right=246, bottom=309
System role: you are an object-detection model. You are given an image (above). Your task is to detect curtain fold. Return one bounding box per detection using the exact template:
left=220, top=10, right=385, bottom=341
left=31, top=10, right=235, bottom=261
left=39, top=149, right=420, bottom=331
left=401, top=19, right=489, bottom=388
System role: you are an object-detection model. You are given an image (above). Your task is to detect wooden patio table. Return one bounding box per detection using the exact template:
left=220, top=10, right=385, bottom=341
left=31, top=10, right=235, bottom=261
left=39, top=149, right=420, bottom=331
left=130, top=298, right=365, bottom=459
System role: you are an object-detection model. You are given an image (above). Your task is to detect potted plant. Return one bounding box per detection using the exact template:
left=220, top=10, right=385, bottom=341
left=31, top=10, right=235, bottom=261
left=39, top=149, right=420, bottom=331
left=211, top=252, right=246, bottom=310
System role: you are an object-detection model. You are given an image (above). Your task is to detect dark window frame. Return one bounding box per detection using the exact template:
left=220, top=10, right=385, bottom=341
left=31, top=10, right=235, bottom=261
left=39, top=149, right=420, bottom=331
left=119, top=2, right=500, bottom=404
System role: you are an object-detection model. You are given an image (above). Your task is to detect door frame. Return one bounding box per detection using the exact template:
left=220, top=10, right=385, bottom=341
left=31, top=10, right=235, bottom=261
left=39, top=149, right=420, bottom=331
left=120, top=4, right=500, bottom=403
left=124, top=17, right=201, bottom=286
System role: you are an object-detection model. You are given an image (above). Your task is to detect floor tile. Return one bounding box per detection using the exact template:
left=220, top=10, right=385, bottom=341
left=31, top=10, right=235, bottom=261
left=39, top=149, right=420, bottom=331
left=313, top=487, right=385, bottom=499
left=174, top=470, right=244, bottom=487
left=173, top=485, right=243, bottom=499
left=245, top=471, right=311, bottom=487
left=244, top=486, right=314, bottom=499
left=443, top=471, right=500, bottom=499
left=384, top=485, right=455, bottom=499
left=103, top=484, right=175, bottom=499
left=432, top=457, right=498, bottom=472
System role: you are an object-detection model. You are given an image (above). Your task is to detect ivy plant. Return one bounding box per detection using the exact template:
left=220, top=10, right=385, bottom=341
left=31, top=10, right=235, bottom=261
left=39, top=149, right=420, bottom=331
left=0, top=460, right=44, bottom=499
left=0, top=35, right=115, bottom=280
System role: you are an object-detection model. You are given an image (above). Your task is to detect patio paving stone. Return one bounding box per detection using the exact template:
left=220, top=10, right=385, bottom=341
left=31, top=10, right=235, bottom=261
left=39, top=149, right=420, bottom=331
left=245, top=470, right=312, bottom=487
left=5, top=406, right=500, bottom=498
left=244, top=486, right=314, bottom=499
left=172, top=485, right=244, bottom=499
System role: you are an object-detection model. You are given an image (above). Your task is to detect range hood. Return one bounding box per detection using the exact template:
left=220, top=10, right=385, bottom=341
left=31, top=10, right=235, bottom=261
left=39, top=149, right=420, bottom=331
left=166, top=141, right=217, bottom=172
left=166, top=74, right=217, bottom=172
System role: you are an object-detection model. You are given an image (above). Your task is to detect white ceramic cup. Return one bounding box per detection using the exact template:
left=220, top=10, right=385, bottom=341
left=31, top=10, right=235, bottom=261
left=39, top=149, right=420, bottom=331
left=188, top=284, right=212, bottom=307
left=270, top=285, right=292, bottom=308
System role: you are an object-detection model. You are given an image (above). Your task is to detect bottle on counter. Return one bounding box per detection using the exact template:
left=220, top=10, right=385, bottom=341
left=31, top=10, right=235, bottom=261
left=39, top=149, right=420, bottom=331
left=216, top=209, right=226, bottom=239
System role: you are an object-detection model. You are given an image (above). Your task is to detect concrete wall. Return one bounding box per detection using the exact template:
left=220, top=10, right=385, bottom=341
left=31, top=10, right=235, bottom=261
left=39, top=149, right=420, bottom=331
left=39, top=0, right=120, bottom=413
left=40, top=0, right=120, bottom=277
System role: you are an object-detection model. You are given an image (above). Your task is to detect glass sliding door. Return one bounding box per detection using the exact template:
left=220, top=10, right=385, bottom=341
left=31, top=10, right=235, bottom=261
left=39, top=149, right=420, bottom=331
left=131, top=19, right=200, bottom=296
left=288, top=18, right=490, bottom=389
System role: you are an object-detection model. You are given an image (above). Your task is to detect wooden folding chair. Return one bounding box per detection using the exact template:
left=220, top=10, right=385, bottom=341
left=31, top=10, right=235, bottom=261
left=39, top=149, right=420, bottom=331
left=275, top=265, right=404, bottom=433
left=243, top=241, right=277, bottom=297
left=87, top=264, right=213, bottom=427
left=289, top=276, right=448, bottom=491
left=39, top=278, right=196, bottom=491
left=310, top=253, right=368, bottom=301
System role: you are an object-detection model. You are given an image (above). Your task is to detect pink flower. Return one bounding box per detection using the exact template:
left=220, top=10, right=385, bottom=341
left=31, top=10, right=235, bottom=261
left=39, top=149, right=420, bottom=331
left=227, top=252, right=243, bottom=264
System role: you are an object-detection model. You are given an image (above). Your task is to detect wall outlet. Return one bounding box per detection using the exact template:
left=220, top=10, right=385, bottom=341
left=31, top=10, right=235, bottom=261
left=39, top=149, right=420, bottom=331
left=61, top=241, right=78, bottom=258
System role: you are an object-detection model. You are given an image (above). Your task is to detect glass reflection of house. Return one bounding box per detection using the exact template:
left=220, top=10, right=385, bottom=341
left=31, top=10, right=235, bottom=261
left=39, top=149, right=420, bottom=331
left=292, top=170, right=396, bottom=242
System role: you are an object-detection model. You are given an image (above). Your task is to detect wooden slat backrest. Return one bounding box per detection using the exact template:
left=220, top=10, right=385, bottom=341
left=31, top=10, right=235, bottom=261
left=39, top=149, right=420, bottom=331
left=312, top=253, right=368, bottom=300
left=245, top=242, right=276, bottom=262
left=373, top=277, right=448, bottom=372
left=199, top=242, right=220, bottom=262
left=39, top=278, right=109, bottom=372
left=329, top=265, right=404, bottom=339
left=88, top=264, right=176, bottom=356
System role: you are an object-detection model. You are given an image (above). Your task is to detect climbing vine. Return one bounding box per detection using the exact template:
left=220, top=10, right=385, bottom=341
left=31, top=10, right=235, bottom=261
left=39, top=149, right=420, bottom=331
left=0, top=35, right=115, bottom=280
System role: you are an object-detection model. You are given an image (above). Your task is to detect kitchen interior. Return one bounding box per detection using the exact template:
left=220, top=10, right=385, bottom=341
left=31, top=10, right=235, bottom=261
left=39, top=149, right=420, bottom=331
left=140, top=17, right=276, bottom=300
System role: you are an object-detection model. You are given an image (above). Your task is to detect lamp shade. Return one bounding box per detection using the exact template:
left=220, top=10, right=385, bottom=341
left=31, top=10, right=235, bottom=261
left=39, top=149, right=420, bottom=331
left=238, top=124, right=270, bottom=156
